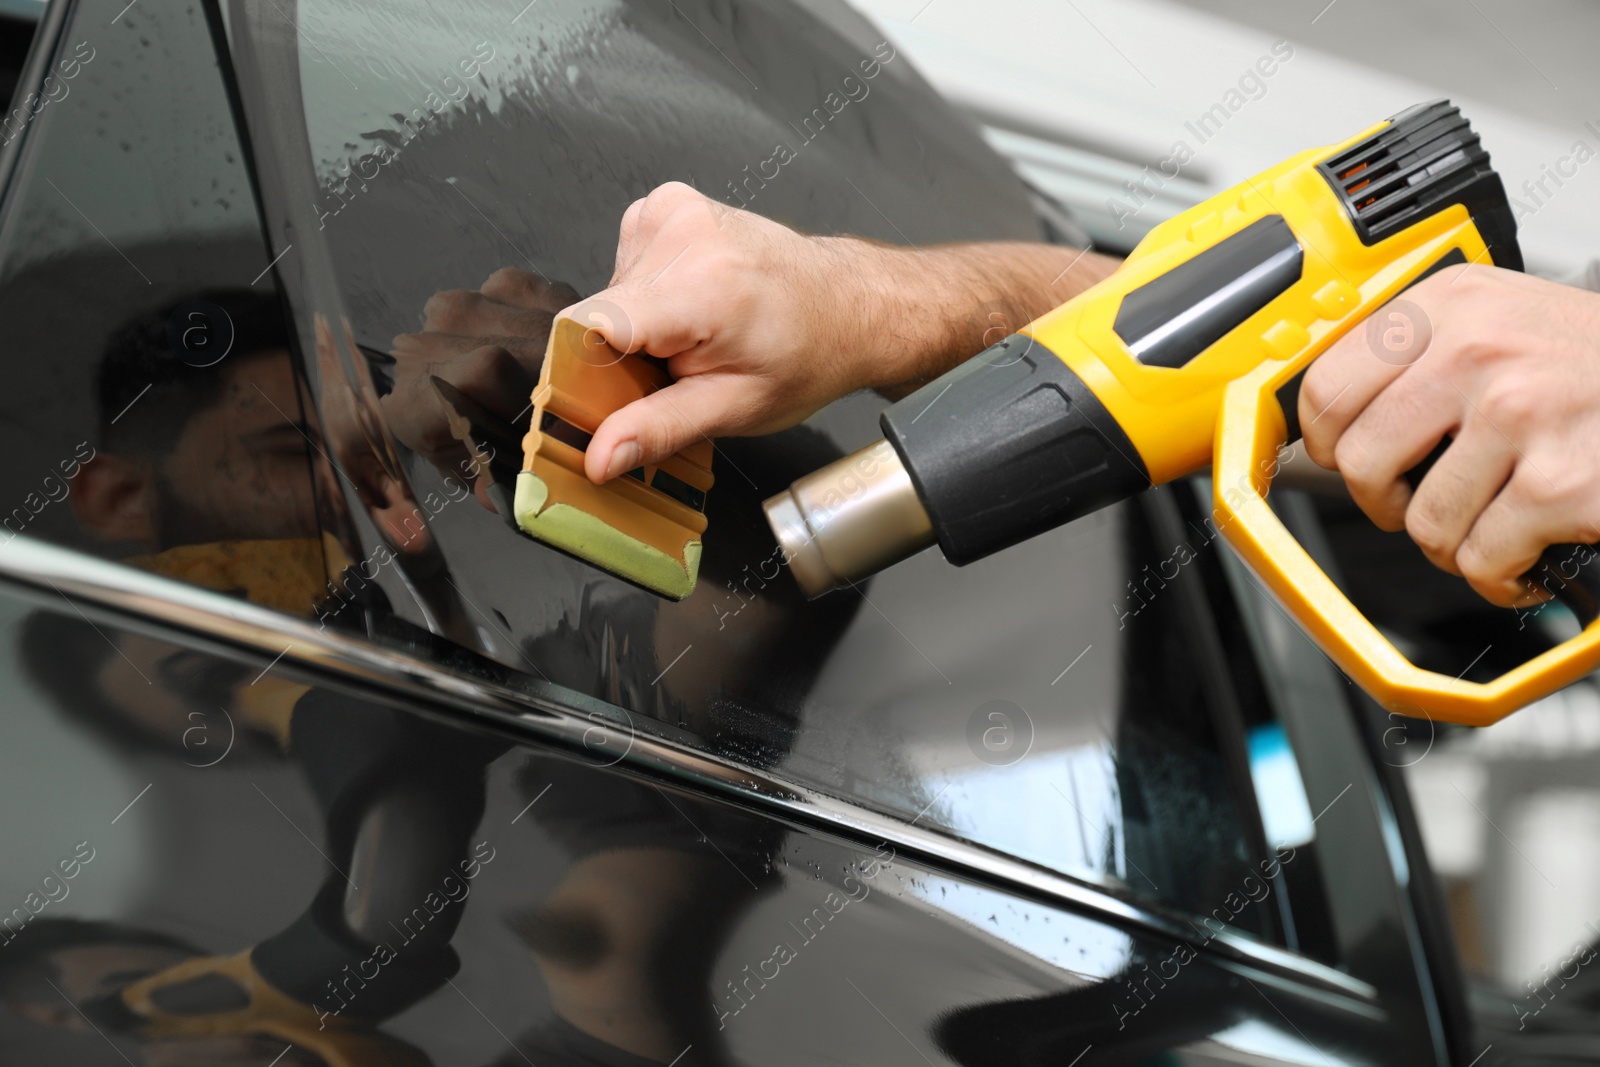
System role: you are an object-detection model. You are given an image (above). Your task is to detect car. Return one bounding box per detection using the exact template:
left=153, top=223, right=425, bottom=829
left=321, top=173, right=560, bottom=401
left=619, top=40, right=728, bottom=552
left=0, top=0, right=1584, bottom=1064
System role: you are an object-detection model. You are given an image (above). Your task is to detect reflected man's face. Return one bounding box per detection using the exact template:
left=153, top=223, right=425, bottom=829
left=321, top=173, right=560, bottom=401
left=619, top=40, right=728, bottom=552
left=89, top=633, right=293, bottom=760
left=150, top=350, right=320, bottom=546
left=74, top=350, right=322, bottom=551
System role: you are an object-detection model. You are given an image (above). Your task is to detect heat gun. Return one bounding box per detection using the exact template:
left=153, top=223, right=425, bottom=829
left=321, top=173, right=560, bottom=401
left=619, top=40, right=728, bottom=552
left=763, top=100, right=1600, bottom=726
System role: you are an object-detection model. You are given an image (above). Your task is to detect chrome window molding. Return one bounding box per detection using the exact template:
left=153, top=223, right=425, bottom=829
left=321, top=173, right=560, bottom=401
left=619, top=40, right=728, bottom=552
left=0, top=532, right=1379, bottom=1007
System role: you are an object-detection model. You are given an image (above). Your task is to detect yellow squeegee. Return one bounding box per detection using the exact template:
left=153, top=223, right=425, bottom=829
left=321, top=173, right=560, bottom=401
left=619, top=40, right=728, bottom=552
left=514, top=317, right=713, bottom=600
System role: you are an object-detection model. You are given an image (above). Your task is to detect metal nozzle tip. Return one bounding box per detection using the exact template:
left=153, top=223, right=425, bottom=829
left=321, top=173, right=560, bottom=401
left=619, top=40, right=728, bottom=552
left=762, top=491, right=840, bottom=598
left=761, top=439, right=937, bottom=598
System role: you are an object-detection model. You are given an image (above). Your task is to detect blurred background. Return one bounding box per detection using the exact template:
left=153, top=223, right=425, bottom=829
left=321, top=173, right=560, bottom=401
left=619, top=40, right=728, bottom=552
left=848, top=0, right=1600, bottom=276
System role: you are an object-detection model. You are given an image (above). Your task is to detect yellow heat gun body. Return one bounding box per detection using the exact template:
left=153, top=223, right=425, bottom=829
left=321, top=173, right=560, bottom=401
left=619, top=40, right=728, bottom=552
left=1028, top=121, right=1483, bottom=490
left=764, top=101, right=1600, bottom=726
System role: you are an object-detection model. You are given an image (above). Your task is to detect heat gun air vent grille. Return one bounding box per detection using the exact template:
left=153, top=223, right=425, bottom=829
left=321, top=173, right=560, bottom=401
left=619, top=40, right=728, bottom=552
left=1317, top=100, right=1522, bottom=272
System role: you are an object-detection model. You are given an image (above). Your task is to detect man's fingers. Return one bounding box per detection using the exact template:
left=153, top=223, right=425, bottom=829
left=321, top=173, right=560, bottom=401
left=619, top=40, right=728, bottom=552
left=612, top=198, right=649, bottom=282
left=392, top=331, right=547, bottom=376
left=1457, top=469, right=1571, bottom=607
left=583, top=375, right=749, bottom=484
left=561, top=283, right=712, bottom=361
left=1333, top=373, right=1463, bottom=530
left=421, top=288, right=557, bottom=339
left=626, top=182, right=715, bottom=251
left=479, top=267, right=579, bottom=311
left=613, top=188, right=684, bottom=283
left=1299, top=298, right=1432, bottom=469
left=611, top=182, right=727, bottom=286
left=1403, top=424, right=1515, bottom=575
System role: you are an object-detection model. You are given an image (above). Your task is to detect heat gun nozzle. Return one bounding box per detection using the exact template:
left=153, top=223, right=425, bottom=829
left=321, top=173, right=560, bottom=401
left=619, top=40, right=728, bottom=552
left=761, top=440, right=936, bottom=598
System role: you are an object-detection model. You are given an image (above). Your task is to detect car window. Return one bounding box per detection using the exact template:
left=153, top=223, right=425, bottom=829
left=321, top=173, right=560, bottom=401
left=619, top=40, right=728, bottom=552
left=0, top=0, right=41, bottom=107
left=0, top=0, right=330, bottom=610
left=216, top=0, right=1302, bottom=937
left=0, top=0, right=1301, bottom=946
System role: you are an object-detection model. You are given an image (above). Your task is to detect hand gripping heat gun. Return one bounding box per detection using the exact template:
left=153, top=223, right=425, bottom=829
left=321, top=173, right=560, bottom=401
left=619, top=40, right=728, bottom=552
left=763, top=100, right=1600, bottom=727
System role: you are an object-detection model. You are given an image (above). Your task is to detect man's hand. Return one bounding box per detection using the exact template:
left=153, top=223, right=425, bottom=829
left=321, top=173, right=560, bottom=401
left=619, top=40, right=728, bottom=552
left=569, top=181, right=1118, bottom=485
left=1300, top=265, right=1600, bottom=606
left=386, top=267, right=578, bottom=497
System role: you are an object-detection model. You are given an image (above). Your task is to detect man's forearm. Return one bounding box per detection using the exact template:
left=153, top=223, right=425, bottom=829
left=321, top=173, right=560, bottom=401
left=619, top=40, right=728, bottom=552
left=567, top=182, right=1128, bottom=481
left=832, top=239, right=1122, bottom=399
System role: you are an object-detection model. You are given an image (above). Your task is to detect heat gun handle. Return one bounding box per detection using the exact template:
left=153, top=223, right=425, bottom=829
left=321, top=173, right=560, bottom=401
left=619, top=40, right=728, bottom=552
left=1277, top=373, right=1600, bottom=627
left=1523, top=544, right=1600, bottom=627
left=1403, top=438, right=1600, bottom=627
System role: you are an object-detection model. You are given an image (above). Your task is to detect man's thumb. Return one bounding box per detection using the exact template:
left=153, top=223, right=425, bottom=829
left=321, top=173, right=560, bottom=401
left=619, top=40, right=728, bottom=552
left=563, top=295, right=643, bottom=357
left=584, top=375, right=734, bottom=484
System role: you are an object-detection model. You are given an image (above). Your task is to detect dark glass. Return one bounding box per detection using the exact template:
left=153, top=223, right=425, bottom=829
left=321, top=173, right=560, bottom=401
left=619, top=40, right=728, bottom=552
left=0, top=4, right=1502, bottom=1061
left=0, top=584, right=1404, bottom=1066
left=232, top=0, right=1292, bottom=924
left=0, top=0, right=331, bottom=616
left=0, top=0, right=1297, bottom=935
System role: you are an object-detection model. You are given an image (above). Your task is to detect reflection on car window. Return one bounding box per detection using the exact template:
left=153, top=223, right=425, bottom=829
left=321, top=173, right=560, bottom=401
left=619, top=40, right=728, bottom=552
left=0, top=0, right=332, bottom=619
left=0, top=0, right=1290, bottom=944
left=250, top=0, right=1282, bottom=935
left=0, top=589, right=780, bottom=1065
left=4, top=574, right=1348, bottom=1067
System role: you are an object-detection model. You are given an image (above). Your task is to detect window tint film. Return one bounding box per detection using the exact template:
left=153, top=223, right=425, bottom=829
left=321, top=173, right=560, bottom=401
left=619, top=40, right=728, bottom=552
left=0, top=0, right=1294, bottom=942
left=0, top=0, right=332, bottom=614
left=215, top=0, right=1289, bottom=934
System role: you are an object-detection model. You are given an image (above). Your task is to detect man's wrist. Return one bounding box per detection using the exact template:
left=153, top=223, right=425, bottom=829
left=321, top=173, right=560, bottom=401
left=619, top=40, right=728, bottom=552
left=791, top=237, right=919, bottom=396
left=818, top=238, right=992, bottom=396
left=851, top=240, right=1118, bottom=397
left=807, top=235, right=1120, bottom=399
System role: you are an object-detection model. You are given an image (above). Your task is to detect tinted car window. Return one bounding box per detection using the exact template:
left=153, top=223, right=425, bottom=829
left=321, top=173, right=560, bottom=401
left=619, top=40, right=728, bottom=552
left=0, top=0, right=328, bottom=604
left=219, top=0, right=1295, bottom=933
left=0, top=0, right=1299, bottom=945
